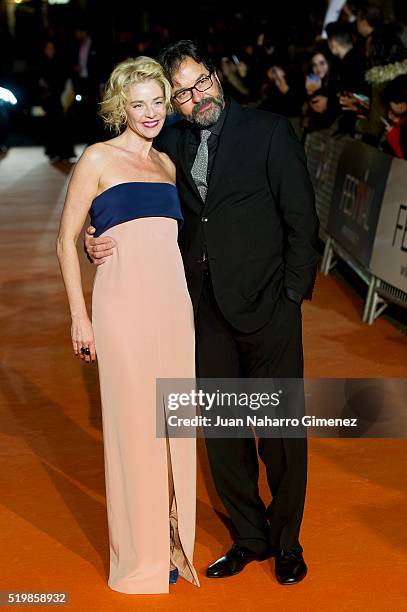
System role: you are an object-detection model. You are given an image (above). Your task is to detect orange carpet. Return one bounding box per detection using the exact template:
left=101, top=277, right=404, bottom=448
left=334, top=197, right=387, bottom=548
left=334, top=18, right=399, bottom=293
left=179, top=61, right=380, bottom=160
left=1, top=148, right=406, bottom=611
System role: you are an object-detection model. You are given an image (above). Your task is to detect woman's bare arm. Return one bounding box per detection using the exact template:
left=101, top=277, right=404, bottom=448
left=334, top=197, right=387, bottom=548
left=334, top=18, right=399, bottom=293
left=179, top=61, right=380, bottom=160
left=56, top=145, right=104, bottom=361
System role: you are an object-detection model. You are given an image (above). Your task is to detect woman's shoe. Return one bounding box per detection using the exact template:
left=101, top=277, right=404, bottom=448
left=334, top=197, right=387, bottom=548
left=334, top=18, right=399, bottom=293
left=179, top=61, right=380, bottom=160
left=169, top=568, right=179, bottom=584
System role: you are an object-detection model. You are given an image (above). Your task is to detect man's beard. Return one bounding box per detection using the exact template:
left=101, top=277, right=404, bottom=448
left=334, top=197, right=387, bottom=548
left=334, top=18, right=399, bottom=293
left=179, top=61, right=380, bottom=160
left=186, top=88, right=225, bottom=128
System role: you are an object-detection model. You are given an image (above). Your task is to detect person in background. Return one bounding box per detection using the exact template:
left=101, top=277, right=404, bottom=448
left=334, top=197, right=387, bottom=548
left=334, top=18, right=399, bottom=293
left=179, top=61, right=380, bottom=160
left=339, top=0, right=361, bottom=25
left=326, top=21, right=366, bottom=93
left=72, top=25, right=101, bottom=93
left=322, top=0, right=348, bottom=34
left=256, top=31, right=278, bottom=71
left=361, top=25, right=407, bottom=146
left=302, top=47, right=339, bottom=134
left=71, top=25, right=105, bottom=143
left=219, top=56, right=250, bottom=104
left=356, top=5, right=383, bottom=42
left=325, top=21, right=367, bottom=134
left=381, top=74, right=407, bottom=159
left=38, top=40, right=75, bottom=163
left=394, top=0, right=407, bottom=48
left=321, top=0, right=362, bottom=34
left=257, top=63, right=303, bottom=118
left=237, top=35, right=269, bottom=97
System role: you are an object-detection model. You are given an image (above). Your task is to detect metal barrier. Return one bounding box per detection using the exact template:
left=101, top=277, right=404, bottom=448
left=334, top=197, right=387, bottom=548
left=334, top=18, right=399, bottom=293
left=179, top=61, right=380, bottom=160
left=306, top=132, right=407, bottom=324
left=305, top=130, right=347, bottom=242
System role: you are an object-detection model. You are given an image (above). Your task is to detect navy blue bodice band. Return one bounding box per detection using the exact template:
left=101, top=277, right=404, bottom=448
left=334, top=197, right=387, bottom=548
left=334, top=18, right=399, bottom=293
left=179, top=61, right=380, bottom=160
left=90, top=182, right=184, bottom=237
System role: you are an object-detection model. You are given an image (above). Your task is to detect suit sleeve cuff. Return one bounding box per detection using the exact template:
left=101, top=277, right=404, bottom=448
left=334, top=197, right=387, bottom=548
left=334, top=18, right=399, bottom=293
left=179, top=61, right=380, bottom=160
left=285, top=287, right=303, bottom=305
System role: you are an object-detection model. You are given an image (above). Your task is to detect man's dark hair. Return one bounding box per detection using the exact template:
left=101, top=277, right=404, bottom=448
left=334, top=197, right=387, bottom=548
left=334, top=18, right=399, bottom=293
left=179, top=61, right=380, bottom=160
left=157, top=40, right=215, bottom=85
left=325, top=22, right=354, bottom=47
left=358, top=5, right=383, bottom=29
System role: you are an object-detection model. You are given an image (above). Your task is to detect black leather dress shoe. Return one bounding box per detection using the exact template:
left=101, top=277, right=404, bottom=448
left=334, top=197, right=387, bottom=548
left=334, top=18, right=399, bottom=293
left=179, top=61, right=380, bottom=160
left=275, top=548, right=307, bottom=585
left=206, top=544, right=269, bottom=578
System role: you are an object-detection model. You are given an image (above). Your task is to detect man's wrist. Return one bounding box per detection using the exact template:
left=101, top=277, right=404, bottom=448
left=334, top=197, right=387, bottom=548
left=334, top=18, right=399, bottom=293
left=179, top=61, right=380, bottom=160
left=284, top=287, right=303, bottom=305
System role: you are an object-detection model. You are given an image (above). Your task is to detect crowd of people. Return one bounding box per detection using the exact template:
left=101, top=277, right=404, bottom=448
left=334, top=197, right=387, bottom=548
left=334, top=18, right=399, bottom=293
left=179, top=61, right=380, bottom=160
left=1, top=1, right=406, bottom=160
left=215, top=3, right=407, bottom=157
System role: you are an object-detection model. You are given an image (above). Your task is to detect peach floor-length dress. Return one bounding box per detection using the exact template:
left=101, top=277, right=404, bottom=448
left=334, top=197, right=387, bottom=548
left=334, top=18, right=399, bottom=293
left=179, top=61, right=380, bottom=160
left=90, top=181, right=200, bottom=594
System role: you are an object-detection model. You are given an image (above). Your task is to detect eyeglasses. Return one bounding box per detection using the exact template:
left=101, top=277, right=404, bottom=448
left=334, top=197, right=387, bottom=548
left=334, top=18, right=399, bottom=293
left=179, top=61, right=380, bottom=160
left=172, top=73, right=213, bottom=105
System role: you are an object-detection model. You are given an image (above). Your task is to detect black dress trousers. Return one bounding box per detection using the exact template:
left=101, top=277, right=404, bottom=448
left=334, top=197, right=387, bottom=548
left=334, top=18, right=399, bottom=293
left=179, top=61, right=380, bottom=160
left=195, top=271, right=307, bottom=554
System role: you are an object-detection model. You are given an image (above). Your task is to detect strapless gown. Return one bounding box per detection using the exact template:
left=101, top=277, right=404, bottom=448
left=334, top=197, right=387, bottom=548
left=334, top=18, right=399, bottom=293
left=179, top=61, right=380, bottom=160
left=90, top=182, right=199, bottom=594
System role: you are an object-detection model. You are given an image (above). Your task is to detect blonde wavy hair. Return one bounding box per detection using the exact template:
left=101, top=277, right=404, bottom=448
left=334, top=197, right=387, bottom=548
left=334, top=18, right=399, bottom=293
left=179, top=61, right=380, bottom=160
left=99, top=56, right=173, bottom=134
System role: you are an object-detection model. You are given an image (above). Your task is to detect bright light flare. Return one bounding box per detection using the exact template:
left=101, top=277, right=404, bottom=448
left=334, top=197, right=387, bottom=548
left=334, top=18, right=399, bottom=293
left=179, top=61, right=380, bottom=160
left=0, top=87, right=17, bottom=105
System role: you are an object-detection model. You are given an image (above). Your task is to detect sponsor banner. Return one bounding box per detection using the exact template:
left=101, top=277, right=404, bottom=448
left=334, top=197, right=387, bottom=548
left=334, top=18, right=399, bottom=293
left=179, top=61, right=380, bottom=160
left=369, top=157, right=407, bottom=292
left=327, top=140, right=392, bottom=267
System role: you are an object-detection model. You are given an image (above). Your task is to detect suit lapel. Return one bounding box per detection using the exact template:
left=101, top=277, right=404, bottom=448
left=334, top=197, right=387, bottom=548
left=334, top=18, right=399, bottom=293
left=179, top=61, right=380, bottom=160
left=203, top=99, right=245, bottom=213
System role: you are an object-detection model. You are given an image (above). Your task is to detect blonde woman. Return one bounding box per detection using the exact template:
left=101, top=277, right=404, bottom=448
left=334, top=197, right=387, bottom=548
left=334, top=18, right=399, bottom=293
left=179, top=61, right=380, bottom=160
left=56, top=57, right=200, bottom=594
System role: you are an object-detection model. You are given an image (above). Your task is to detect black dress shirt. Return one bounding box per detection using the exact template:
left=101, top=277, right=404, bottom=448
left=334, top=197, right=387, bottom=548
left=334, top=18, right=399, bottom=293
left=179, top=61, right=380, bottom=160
left=187, top=97, right=229, bottom=185
left=187, top=98, right=229, bottom=267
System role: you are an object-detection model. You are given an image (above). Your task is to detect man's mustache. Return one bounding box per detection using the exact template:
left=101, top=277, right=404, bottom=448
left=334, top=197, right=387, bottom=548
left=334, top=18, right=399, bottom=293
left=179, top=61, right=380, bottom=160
left=192, top=96, right=221, bottom=116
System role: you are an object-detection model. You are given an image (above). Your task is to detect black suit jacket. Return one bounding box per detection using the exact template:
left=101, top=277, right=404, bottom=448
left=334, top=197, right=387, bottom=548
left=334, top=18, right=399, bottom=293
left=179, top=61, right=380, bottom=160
left=155, top=98, right=320, bottom=333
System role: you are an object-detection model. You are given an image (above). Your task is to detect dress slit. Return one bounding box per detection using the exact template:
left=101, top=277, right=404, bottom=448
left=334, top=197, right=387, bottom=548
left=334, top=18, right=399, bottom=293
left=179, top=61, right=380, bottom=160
left=165, top=411, right=199, bottom=584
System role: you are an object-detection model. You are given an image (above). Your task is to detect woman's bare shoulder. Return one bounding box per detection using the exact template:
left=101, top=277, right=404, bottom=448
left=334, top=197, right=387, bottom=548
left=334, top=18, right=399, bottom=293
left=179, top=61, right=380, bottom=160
left=79, top=142, right=110, bottom=165
left=73, top=143, right=116, bottom=181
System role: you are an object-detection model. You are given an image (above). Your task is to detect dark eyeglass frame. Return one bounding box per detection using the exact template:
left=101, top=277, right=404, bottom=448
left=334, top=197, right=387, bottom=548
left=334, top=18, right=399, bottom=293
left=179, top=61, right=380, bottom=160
left=172, top=73, right=213, bottom=105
